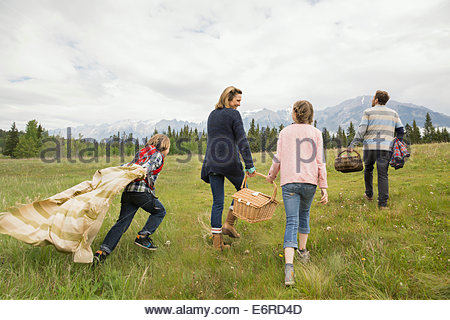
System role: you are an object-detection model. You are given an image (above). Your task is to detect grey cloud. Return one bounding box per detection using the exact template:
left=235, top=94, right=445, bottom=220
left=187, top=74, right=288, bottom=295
left=0, top=0, right=449, bottom=130
left=0, top=86, right=64, bottom=106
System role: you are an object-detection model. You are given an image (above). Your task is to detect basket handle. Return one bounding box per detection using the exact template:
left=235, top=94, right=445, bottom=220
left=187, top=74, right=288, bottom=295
left=240, top=172, right=277, bottom=201
left=337, top=149, right=361, bottom=158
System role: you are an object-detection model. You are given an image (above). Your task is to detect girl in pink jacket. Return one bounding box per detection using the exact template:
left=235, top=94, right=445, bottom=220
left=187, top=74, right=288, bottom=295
left=266, top=100, right=328, bottom=286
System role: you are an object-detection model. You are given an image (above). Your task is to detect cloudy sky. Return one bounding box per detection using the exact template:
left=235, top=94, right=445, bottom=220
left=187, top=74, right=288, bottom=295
left=1, top=0, right=449, bottom=130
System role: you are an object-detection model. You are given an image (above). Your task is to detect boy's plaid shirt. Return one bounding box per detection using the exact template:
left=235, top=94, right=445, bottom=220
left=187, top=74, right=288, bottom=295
left=124, top=151, right=164, bottom=193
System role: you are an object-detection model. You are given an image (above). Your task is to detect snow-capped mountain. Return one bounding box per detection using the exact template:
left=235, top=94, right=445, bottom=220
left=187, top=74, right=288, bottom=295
left=240, top=96, right=450, bottom=132
left=48, top=96, right=450, bottom=139
left=50, top=119, right=207, bottom=140
left=314, top=96, right=450, bottom=132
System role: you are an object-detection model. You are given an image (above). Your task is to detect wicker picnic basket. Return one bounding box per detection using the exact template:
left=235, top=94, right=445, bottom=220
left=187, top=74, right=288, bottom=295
left=334, top=150, right=364, bottom=173
left=232, top=172, right=279, bottom=223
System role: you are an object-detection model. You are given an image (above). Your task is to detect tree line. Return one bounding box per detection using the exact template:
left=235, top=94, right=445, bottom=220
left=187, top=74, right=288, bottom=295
left=1, top=112, right=448, bottom=159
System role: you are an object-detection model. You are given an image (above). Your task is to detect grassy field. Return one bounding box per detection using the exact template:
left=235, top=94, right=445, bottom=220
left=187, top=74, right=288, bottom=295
left=0, top=143, right=448, bottom=299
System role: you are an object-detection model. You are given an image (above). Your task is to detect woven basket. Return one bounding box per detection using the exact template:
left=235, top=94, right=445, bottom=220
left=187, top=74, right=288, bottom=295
left=334, top=150, right=364, bottom=173
left=232, top=172, right=278, bottom=223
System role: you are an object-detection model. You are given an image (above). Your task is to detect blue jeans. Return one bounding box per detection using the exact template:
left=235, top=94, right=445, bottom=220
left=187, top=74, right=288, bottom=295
left=281, top=183, right=317, bottom=249
left=209, top=172, right=245, bottom=230
left=99, top=191, right=166, bottom=254
left=363, top=150, right=392, bottom=207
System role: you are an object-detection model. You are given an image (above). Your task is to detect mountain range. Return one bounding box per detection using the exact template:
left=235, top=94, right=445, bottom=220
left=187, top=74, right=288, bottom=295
left=49, top=95, right=450, bottom=140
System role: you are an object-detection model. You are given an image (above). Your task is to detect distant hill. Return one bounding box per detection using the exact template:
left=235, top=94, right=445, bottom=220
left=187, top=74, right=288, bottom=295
left=49, top=96, right=450, bottom=140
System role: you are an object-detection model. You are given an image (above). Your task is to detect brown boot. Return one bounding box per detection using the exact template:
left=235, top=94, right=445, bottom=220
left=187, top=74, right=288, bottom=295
left=222, top=209, right=241, bottom=238
left=212, top=233, right=230, bottom=251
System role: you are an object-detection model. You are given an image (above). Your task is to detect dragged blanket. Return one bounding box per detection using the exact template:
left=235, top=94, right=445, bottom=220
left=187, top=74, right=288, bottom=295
left=0, top=165, right=146, bottom=263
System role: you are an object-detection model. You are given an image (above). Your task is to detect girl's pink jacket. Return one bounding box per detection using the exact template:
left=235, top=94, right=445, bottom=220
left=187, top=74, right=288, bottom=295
left=268, top=123, right=328, bottom=189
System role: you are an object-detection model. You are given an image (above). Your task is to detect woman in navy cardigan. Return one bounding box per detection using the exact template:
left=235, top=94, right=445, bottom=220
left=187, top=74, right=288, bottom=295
left=201, top=86, right=256, bottom=250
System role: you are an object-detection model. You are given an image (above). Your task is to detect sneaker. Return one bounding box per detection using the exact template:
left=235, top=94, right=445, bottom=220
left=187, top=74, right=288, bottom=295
left=363, top=193, right=374, bottom=201
left=284, top=264, right=295, bottom=286
left=296, top=249, right=311, bottom=263
left=93, top=250, right=108, bottom=266
left=134, top=235, right=158, bottom=250
left=379, top=206, right=389, bottom=210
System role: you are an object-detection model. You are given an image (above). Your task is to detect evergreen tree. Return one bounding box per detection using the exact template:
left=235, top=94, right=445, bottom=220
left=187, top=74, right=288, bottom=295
left=423, top=113, right=435, bottom=143
left=260, top=127, right=266, bottom=151
left=314, top=120, right=317, bottom=128
left=3, top=122, right=20, bottom=157
left=247, top=119, right=261, bottom=152
left=194, top=128, right=199, bottom=141
left=411, top=120, right=421, bottom=144
left=336, top=125, right=346, bottom=147
left=13, top=120, right=42, bottom=158
left=441, top=128, right=450, bottom=142
left=0, top=129, right=6, bottom=154
left=183, top=125, right=189, bottom=137
left=37, top=124, right=44, bottom=139
left=248, top=119, right=255, bottom=137
left=346, top=122, right=355, bottom=143
left=435, top=128, right=442, bottom=142
left=342, top=127, right=348, bottom=146
left=265, top=127, right=278, bottom=152
left=322, top=127, right=331, bottom=149
left=271, top=127, right=277, bottom=137
left=263, top=126, right=274, bottom=152
left=330, top=133, right=338, bottom=149
left=404, top=123, right=412, bottom=144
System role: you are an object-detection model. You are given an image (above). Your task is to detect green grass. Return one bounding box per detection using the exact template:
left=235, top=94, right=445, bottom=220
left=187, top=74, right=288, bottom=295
left=0, top=143, right=449, bottom=299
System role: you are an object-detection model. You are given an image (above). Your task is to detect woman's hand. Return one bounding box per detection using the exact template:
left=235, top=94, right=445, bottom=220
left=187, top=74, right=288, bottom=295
left=319, top=189, right=328, bottom=204
left=246, top=167, right=256, bottom=177
left=266, top=175, right=275, bottom=183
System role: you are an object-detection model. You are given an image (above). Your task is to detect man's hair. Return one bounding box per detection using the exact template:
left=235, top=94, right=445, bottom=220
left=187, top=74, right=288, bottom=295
left=375, top=90, right=390, bottom=105
left=146, top=134, right=170, bottom=152
left=293, top=100, right=314, bottom=124
left=215, top=86, right=242, bottom=109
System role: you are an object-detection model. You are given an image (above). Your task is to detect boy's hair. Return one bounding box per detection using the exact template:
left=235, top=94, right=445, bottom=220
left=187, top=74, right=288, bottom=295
left=215, top=86, right=242, bottom=109
left=293, top=100, right=314, bottom=124
left=146, top=134, right=170, bottom=152
left=375, top=90, right=390, bottom=105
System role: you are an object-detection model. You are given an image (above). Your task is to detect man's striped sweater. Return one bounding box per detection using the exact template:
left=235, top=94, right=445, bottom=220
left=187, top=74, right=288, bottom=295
left=350, top=104, right=404, bottom=151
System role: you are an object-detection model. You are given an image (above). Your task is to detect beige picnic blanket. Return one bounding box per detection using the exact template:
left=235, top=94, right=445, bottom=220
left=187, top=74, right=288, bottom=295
left=0, top=165, right=146, bottom=263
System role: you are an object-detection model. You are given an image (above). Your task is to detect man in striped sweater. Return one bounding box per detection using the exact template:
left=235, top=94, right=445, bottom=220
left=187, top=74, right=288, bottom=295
left=348, top=90, right=404, bottom=209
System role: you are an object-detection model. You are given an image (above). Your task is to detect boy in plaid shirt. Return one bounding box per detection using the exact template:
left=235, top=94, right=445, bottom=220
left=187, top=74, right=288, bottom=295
left=94, top=134, right=170, bottom=264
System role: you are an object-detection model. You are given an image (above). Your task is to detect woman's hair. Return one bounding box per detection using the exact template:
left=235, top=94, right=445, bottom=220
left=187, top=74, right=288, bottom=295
left=215, top=86, right=242, bottom=109
left=146, top=134, right=170, bottom=152
left=293, top=100, right=314, bottom=124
